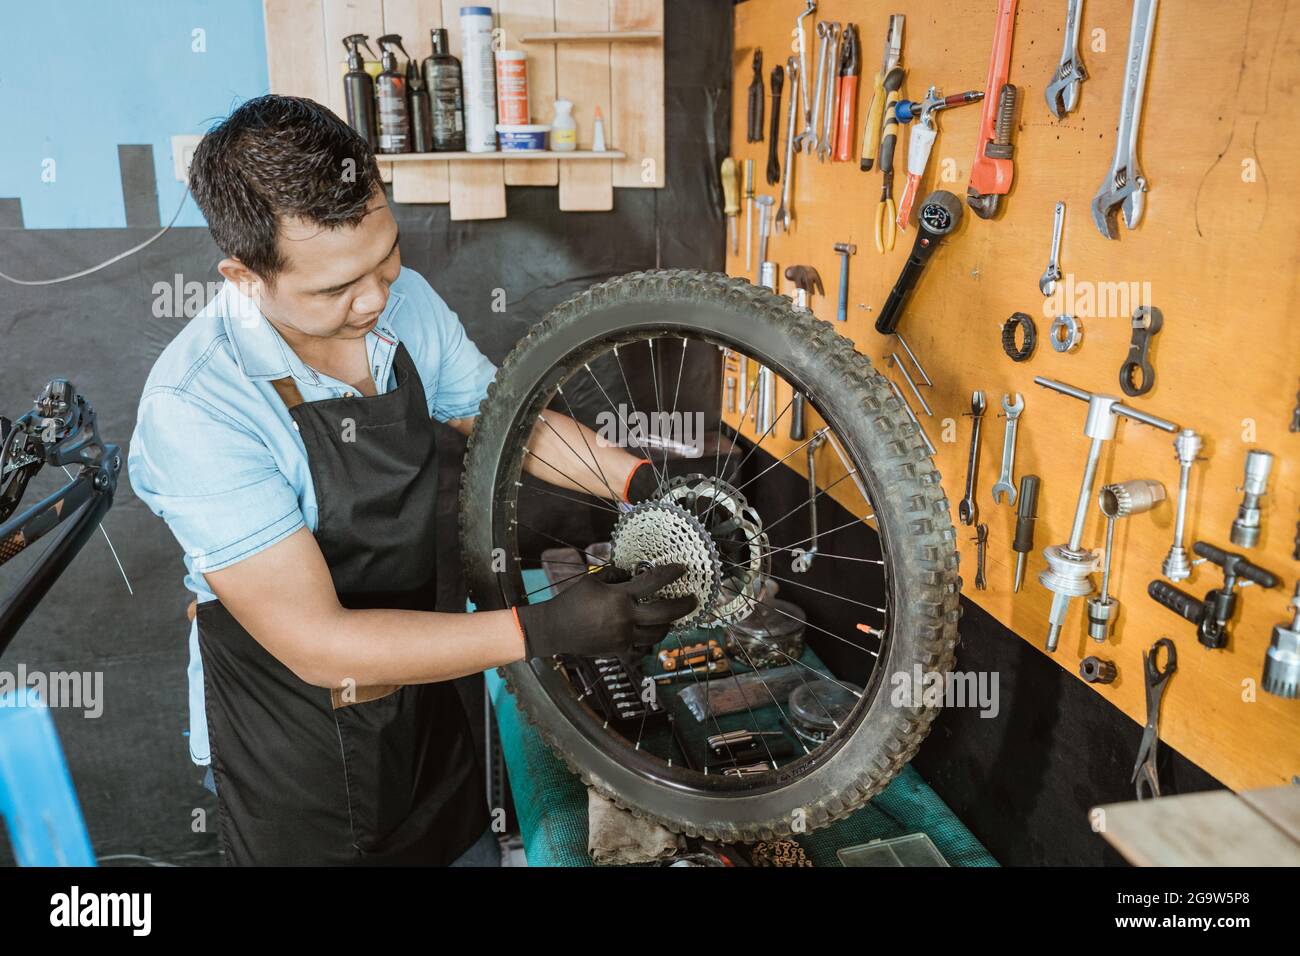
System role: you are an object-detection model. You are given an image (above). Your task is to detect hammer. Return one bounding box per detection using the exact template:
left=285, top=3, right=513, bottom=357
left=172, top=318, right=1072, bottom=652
left=833, top=242, right=856, bottom=322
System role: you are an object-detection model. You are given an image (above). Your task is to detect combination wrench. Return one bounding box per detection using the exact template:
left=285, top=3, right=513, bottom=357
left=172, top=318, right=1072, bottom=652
left=776, top=56, right=800, bottom=232
left=807, top=23, right=833, bottom=156
left=991, top=392, right=1023, bottom=505
left=1092, top=0, right=1158, bottom=239
left=818, top=23, right=843, bottom=162
left=959, top=390, right=987, bottom=526
left=1040, top=201, right=1065, bottom=296
left=1045, top=0, right=1087, bottom=119
left=795, top=1, right=816, bottom=146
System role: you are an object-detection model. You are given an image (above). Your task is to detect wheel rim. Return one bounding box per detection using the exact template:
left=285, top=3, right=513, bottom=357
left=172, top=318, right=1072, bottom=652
left=477, top=312, right=904, bottom=799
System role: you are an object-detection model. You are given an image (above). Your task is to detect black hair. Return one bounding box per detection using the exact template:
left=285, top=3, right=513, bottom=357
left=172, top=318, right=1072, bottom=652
left=188, top=95, right=382, bottom=282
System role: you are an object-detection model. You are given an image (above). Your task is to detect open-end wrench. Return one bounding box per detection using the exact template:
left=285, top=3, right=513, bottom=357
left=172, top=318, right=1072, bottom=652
left=819, top=23, right=843, bottom=162
left=795, top=1, right=816, bottom=142
left=959, top=390, right=987, bottom=526
left=991, top=392, right=1024, bottom=505
left=791, top=430, right=828, bottom=572
left=807, top=23, right=832, bottom=156
left=777, top=56, right=800, bottom=232
left=1092, top=0, right=1158, bottom=239
left=1040, top=201, right=1065, bottom=296
left=1045, top=0, right=1087, bottom=119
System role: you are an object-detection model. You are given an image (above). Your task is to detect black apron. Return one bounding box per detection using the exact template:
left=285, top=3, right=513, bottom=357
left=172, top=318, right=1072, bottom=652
left=197, top=343, right=487, bottom=865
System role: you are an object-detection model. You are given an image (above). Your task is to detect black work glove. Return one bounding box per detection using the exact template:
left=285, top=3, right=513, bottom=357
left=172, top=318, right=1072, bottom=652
left=623, top=458, right=659, bottom=504
left=515, top=563, right=698, bottom=659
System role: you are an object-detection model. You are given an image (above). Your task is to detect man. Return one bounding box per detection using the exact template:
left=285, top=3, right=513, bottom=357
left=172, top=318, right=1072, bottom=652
left=129, top=96, right=686, bottom=866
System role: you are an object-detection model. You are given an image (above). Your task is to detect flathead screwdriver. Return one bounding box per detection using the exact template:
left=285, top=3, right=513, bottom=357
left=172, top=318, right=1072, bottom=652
left=1013, top=474, right=1040, bottom=593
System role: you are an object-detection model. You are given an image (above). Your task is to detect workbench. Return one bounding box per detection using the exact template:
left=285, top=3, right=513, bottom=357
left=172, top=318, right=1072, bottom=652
left=483, top=569, right=997, bottom=867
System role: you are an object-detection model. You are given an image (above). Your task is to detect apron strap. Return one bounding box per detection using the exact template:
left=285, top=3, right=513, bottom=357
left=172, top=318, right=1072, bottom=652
left=270, top=376, right=306, bottom=410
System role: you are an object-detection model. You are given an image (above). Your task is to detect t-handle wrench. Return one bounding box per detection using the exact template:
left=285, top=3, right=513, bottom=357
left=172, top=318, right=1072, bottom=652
left=1045, top=0, right=1087, bottom=119
left=1092, top=0, right=1158, bottom=239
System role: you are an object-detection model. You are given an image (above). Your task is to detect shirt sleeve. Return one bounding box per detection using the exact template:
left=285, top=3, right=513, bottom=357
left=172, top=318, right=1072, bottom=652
left=128, top=387, right=305, bottom=574
left=417, top=279, right=498, bottom=422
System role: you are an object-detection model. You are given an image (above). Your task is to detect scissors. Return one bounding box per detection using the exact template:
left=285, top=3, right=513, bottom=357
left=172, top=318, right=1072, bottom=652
left=1132, top=637, right=1177, bottom=800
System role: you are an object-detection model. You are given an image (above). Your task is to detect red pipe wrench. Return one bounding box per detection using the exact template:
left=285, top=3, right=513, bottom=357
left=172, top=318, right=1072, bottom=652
left=966, top=0, right=1019, bottom=219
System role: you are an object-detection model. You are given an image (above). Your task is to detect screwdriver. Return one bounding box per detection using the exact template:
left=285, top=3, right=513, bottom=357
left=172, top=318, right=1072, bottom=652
left=743, top=159, right=755, bottom=272
left=721, top=157, right=739, bottom=256
left=1012, top=474, right=1040, bottom=593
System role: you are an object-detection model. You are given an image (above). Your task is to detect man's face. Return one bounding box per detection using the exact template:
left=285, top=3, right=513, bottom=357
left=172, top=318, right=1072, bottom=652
left=249, top=189, right=402, bottom=340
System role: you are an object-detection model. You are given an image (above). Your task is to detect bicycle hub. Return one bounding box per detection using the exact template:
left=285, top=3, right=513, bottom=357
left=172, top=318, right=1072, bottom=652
left=1147, top=541, right=1280, bottom=650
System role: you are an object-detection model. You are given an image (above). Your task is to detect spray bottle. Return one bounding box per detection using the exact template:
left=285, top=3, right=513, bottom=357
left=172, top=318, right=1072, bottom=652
left=375, top=34, right=411, bottom=154
left=423, top=28, right=465, bottom=152
left=342, top=34, right=377, bottom=148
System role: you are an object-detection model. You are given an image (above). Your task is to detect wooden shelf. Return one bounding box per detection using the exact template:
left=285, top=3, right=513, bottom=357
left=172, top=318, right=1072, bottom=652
left=380, top=150, right=625, bottom=163
left=520, top=31, right=662, bottom=43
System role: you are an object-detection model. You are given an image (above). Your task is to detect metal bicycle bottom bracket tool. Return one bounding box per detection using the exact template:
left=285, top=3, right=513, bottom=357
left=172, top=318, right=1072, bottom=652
left=1033, top=377, right=1179, bottom=652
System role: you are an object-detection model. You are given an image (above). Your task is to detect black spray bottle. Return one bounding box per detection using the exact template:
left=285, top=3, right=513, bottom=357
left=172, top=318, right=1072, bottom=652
left=407, top=58, right=433, bottom=153
left=342, top=34, right=377, bottom=148
left=375, top=34, right=410, bottom=154
left=423, top=28, right=465, bottom=152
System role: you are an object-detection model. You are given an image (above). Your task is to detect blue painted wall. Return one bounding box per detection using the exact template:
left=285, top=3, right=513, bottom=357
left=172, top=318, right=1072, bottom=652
left=0, top=0, right=269, bottom=228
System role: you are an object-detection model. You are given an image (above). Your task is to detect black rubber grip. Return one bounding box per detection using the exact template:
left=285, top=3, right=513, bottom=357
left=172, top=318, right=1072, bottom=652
left=1012, top=475, right=1040, bottom=553
left=1148, top=580, right=1204, bottom=624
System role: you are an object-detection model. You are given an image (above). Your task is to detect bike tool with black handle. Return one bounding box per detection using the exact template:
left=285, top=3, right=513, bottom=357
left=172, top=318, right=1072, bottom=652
left=1012, top=474, right=1040, bottom=592
left=766, top=64, right=784, bottom=185
left=784, top=265, right=825, bottom=441
left=1148, top=541, right=1280, bottom=651
left=893, top=87, right=984, bottom=229
left=874, top=189, right=963, bottom=335
left=860, top=15, right=903, bottom=171
left=747, top=49, right=764, bottom=143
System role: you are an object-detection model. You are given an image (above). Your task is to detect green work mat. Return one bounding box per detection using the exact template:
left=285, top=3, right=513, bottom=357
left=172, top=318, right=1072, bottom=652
left=482, top=569, right=997, bottom=868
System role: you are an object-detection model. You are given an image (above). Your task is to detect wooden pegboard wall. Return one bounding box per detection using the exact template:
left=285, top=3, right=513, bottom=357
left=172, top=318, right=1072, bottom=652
left=263, top=0, right=665, bottom=219
left=727, top=0, right=1300, bottom=791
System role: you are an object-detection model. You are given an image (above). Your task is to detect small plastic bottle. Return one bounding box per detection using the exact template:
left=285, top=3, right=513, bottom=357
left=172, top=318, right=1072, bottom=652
left=551, top=99, right=577, bottom=152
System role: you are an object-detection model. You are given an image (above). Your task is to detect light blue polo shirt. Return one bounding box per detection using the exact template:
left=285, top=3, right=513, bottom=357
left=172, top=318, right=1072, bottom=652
left=128, top=267, right=497, bottom=765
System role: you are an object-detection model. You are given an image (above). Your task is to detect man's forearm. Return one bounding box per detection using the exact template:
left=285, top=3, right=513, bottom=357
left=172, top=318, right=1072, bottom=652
left=523, top=411, right=644, bottom=500
left=304, top=606, right=525, bottom=689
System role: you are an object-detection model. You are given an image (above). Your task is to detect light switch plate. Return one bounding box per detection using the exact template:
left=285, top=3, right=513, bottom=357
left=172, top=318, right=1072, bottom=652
left=171, top=134, right=203, bottom=182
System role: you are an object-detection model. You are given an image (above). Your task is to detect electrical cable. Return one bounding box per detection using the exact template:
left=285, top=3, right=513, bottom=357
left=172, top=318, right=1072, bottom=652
left=0, top=187, right=191, bottom=286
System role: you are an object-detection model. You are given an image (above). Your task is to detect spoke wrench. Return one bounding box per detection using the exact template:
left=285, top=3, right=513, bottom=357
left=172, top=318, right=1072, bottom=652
left=959, top=390, right=987, bottom=526
left=991, top=392, right=1023, bottom=505
left=1092, top=0, right=1158, bottom=239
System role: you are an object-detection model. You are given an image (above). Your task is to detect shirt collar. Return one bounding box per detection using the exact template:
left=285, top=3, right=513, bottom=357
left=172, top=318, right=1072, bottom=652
left=219, top=281, right=405, bottom=385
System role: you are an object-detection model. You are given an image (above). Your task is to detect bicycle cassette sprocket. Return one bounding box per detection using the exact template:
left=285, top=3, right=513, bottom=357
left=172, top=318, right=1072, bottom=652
left=610, top=501, right=722, bottom=631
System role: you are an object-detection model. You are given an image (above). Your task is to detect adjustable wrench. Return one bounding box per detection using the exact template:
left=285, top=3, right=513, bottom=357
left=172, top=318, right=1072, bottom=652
left=791, top=431, right=827, bottom=573
left=991, top=392, right=1024, bottom=505
left=1040, top=201, right=1065, bottom=296
left=959, top=391, right=987, bottom=526
left=776, top=56, right=800, bottom=232
left=1092, top=0, right=1158, bottom=239
left=807, top=23, right=833, bottom=156
left=1045, top=0, right=1087, bottom=119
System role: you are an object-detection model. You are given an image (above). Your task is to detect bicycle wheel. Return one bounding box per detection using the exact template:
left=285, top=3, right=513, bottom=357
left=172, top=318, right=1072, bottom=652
left=459, top=270, right=960, bottom=841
